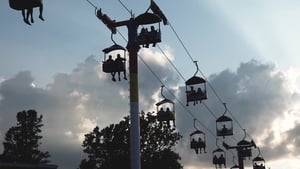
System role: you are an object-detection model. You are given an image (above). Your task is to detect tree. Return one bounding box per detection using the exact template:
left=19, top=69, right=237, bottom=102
left=0, top=110, right=50, bottom=164
left=79, top=111, right=182, bottom=169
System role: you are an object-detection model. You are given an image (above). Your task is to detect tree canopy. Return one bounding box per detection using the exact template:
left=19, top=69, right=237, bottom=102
left=0, top=110, right=50, bottom=164
left=79, top=111, right=182, bottom=169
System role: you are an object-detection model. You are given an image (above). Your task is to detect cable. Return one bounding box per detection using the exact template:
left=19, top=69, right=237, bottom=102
left=86, top=0, right=98, bottom=9
left=115, top=0, right=248, bottom=149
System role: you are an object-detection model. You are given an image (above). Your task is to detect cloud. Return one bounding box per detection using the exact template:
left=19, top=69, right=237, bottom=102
left=0, top=52, right=180, bottom=169
left=174, top=59, right=300, bottom=168
left=0, top=55, right=299, bottom=169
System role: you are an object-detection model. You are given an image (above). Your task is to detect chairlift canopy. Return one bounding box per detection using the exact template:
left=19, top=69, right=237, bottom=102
left=155, top=98, right=174, bottom=106
left=190, top=130, right=204, bottom=137
left=237, top=139, right=252, bottom=146
left=216, top=115, right=232, bottom=122
left=186, top=76, right=206, bottom=85
left=213, top=148, right=224, bottom=154
left=102, top=44, right=126, bottom=54
left=253, top=156, right=265, bottom=162
left=135, top=12, right=161, bottom=25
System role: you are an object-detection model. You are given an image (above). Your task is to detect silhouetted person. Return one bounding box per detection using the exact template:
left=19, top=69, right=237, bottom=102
left=106, top=55, right=116, bottom=81
left=218, top=154, right=226, bottom=168
left=150, top=26, right=157, bottom=47
left=114, top=54, right=127, bottom=81
left=191, top=138, right=199, bottom=154
left=158, top=107, right=165, bottom=116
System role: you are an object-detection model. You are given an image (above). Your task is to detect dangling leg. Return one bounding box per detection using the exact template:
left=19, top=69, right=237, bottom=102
left=27, top=8, right=34, bottom=23
left=111, top=72, right=116, bottom=81
left=22, top=9, right=30, bottom=25
left=38, top=1, right=44, bottom=21
left=123, top=70, right=127, bottom=80
left=117, top=71, right=121, bottom=81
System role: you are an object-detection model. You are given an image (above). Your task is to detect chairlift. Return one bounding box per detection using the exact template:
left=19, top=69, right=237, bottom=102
left=9, top=0, right=42, bottom=10
left=102, top=34, right=127, bottom=81
left=237, top=129, right=254, bottom=160
left=190, top=119, right=206, bottom=154
left=135, top=12, right=162, bottom=48
left=185, top=61, right=207, bottom=106
left=212, top=139, right=226, bottom=169
left=252, top=148, right=266, bottom=169
left=155, top=85, right=175, bottom=127
left=216, top=103, right=233, bottom=138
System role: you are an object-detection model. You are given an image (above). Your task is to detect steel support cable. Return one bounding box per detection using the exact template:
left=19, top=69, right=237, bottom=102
left=168, top=21, right=249, bottom=137
left=115, top=0, right=240, bottom=143
left=86, top=0, right=98, bottom=9
left=117, top=29, right=217, bottom=138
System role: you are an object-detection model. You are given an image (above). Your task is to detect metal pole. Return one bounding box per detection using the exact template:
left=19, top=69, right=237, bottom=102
left=238, top=150, right=244, bottom=169
left=127, top=18, right=141, bottom=169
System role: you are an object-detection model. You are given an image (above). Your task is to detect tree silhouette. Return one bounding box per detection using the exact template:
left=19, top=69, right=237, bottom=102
left=0, top=110, right=50, bottom=164
left=79, top=111, right=182, bottom=169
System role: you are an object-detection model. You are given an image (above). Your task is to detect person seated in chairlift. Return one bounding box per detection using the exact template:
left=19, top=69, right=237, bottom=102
left=221, top=124, right=228, bottom=134
left=114, top=54, right=127, bottom=81
left=139, top=28, right=149, bottom=48
left=217, top=154, right=226, bottom=168
left=150, top=26, right=157, bottom=47
left=158, top=107, right=165, bottom=116
left=106, top=55, right=117, bottom=81
left=165, top=107, right=172, bottom=116
left=191, top=138, right=199, bottom=154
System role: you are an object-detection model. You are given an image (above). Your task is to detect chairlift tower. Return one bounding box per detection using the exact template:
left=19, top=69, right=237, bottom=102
left=222, top=129, right=257, bottom=169
left=96, top=1, right=168, bottom=169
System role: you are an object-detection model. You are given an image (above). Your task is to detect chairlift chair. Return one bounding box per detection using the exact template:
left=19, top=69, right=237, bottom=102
left=190, top=119, right=206, bottom=154
left=216, top=103, right=233, bottom=138
left=185, top=61, right=207, bottom=106
left=185, top=76, right=207, bottom=106
left=212, top=148, right=226, bottom=168
left=190, top=130, right=206, bottom=154
left=102, top=43, right=126, bottom=74
left=9, top=0, right=42, bottom=10
left=237, top=140, right=253, bottom=159
left=237, top=129, right=254, bottom=160
left=252, top=148, right=266, bottom=169
left=155, top=85, right=175, bottom=127
left=135, top=12, right=162, bottom=48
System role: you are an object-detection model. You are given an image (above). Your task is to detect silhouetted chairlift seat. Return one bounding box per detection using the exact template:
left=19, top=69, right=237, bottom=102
left=252, top=156, right=266, bottom=169
left=9, top=0, right=42, bottom=10
left=212, top=148, right=226, bottom=168
left=102, top=44, right=126, bottom=73
left=156, top=98, right=175, bottom=126
left=185, top=76, right=207, bottom=106
left=216, top=103, right=233, bottom=138
left=135, top=12, right=162, bottom=47
left=216, top=115, right=233, bottom=138
left=190, top=130, right=206, bottom=154
left=237, top=139, right=253, bottom=159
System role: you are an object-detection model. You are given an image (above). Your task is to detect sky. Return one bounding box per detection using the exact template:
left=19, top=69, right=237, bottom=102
left=1, top=0, right=300, bottom=169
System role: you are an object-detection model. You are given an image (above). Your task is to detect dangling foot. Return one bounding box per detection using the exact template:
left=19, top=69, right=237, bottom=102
left=39, top=15, right=44, bottom=21
left=31, top=18, right=34, bottom=23
left=24, top=19, right=31, bottom=25
left=112, top=77, right=116, bottom=81
left=124, top=77, right=127, bottom=80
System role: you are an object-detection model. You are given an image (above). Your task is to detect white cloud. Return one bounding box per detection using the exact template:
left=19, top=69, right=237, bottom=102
left=1, top=56, right=300, bottom=169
